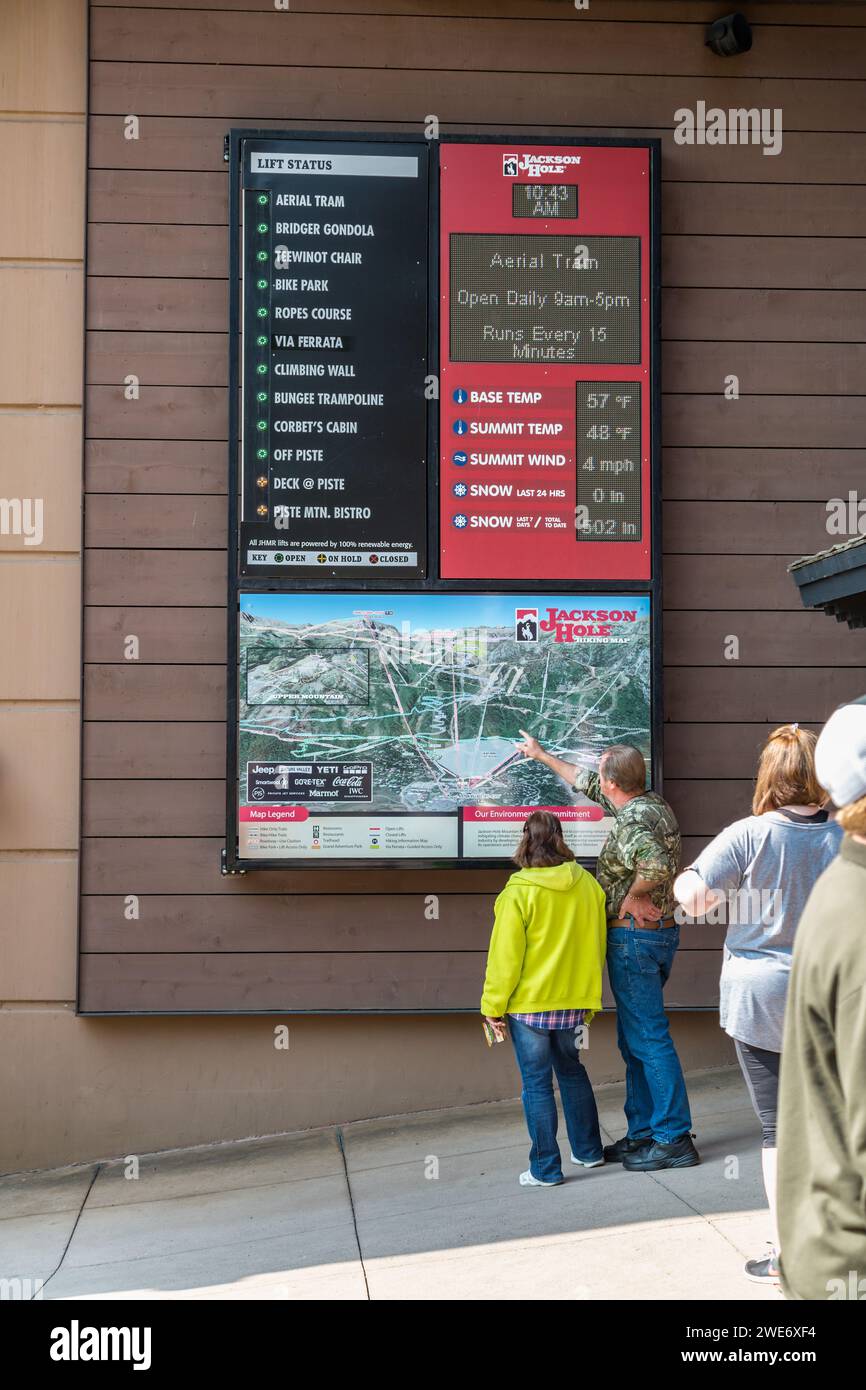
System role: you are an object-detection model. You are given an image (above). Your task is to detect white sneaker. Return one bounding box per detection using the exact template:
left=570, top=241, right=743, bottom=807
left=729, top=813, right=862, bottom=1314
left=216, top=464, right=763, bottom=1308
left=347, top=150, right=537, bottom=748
left=519, top=1169, right=563, bottom=1186
left=570, top=1153, right=605, bottom=1168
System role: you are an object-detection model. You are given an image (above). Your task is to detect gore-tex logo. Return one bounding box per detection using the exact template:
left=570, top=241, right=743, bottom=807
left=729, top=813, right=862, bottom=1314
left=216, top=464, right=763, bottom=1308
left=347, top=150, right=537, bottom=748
left=502, top=152, right=582, bottom=178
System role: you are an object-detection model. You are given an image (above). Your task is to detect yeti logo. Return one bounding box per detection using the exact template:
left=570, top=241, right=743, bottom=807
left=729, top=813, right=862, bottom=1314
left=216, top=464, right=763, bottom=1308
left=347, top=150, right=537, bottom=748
left=515, top=608, right=538, bottom=642
left=502, top=153, right=519, bottom=177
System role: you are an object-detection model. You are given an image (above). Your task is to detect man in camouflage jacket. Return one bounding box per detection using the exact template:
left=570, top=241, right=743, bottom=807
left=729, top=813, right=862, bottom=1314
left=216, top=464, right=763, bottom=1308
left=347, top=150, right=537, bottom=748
left=516, top=733, right=699, bottom=1171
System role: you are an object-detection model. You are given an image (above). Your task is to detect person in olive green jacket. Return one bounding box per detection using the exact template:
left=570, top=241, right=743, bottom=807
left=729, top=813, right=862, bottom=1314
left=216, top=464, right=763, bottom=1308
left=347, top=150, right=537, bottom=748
left=777, top=698, right=866, bottom=1301
left=481, top=810, right=607, bottom=1187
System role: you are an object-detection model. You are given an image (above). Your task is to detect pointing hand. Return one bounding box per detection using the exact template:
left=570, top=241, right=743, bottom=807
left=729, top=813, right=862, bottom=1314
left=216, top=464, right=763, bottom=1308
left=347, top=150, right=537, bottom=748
left=517, top=729, right=544, bottom=761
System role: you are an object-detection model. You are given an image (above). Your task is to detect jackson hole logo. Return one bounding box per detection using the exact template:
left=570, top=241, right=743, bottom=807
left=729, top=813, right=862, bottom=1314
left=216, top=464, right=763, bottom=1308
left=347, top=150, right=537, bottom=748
left=501, top=151, right=582, bottom=177
left=515, top=608, right=538, bottom=642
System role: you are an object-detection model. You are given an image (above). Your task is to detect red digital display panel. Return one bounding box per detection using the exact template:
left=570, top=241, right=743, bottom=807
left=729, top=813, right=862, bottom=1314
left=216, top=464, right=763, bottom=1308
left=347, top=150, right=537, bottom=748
left=439, top=142, right=654, bottom=582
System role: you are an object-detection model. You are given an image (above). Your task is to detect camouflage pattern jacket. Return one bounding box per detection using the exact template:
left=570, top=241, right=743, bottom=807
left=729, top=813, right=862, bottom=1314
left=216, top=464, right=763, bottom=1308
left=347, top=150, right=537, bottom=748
left=573, top=771, right=681, bottom=919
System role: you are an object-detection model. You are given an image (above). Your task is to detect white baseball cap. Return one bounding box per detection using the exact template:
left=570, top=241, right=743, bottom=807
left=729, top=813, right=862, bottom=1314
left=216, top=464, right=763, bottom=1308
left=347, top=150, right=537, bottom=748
left=816, top=696, right=866, bottom=808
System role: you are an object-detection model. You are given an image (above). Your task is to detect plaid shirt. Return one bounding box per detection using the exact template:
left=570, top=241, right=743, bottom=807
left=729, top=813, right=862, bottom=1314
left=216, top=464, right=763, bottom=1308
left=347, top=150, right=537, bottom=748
left=509, top=1008, right=589, bottom=1030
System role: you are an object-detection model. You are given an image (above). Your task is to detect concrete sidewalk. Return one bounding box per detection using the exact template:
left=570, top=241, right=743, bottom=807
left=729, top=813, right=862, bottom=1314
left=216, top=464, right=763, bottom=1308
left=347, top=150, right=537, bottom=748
left=1, top=1066, right=782, bottom=1301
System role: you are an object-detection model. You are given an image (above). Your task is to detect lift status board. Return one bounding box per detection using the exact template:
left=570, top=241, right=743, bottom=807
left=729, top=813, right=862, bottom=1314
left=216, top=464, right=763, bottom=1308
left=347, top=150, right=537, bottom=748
left=239, top=139, right=429, bottom=578
left=440, top=142, right=654, bottom=582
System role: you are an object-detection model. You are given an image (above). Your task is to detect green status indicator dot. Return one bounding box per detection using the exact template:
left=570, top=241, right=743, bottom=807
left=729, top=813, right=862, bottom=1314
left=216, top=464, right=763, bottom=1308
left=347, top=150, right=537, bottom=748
left=256, top=335, right=267, bottom=346
left=256, top=278, right=268, bottom=290
left=257, top=391, right=267, bottom=403
left=256, top=364, right=267, bottom=375
left=256, top=307, right=267, bottom=318
left=256, top=420, right=267, bottom=431
left=257, top=194, right=268, bottom=205
left=257, top=448, right=268, bottom=460
left=257, top=251, right=268, bottom=262
left=257, top=222, right=268, bottom=234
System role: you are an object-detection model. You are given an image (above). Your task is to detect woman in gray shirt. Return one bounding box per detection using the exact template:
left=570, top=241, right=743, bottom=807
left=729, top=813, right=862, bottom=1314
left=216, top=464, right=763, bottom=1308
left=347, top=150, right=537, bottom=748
left=674, top=725, right=841, bottom=1285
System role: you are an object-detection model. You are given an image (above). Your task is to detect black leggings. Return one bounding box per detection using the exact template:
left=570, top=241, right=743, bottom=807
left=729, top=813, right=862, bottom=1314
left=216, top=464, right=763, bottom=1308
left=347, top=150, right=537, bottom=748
left=734, top=1038, right=780, bottom=1148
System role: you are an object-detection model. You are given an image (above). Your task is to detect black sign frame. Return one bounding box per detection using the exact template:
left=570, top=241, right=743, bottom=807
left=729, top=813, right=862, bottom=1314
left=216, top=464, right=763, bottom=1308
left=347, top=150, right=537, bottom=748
left=225, top=130, right=662, bottom=874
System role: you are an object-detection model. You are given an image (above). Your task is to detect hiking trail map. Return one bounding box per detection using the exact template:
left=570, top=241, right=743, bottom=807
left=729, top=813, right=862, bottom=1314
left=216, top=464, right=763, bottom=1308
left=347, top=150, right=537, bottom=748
left=237, top=593, right=651, bottom=862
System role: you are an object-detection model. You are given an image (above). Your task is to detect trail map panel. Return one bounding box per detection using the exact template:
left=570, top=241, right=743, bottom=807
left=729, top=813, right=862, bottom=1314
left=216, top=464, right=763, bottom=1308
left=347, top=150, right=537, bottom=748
left=236, top=592, right=652, bottom=863
left=439, top=141, right=654, bottom=582
left=239, top=138, right=429, bottom=578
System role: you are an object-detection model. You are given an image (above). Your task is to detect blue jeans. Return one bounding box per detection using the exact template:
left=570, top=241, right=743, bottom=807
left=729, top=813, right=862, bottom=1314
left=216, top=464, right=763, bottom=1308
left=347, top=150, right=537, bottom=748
left=606, top=925, right=692, bottom=1144
left=508, top=1015, right=603, bottom=1182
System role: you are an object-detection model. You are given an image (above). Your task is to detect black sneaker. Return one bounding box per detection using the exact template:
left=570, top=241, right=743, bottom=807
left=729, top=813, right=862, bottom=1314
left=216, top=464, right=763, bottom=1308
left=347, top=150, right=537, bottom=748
left=744, top=1247, right=780, bottom=1284
left=622, top=1134, right=700, bottom=1170
left=603, top=1134, right=653, bottom=1163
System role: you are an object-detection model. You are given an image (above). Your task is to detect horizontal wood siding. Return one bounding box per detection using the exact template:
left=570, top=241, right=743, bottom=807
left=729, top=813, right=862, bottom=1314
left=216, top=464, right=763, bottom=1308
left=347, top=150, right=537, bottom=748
left=82, top=0, right=866, bottom=1013
left=78, top=949, right=722, bottom=1013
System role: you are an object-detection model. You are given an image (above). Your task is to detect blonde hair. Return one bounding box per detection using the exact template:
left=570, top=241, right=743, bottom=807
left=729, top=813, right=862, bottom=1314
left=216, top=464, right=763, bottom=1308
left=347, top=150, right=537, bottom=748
left=752, top=724, right=826, bottom=815
left=836, top=793, right=866, bottom=835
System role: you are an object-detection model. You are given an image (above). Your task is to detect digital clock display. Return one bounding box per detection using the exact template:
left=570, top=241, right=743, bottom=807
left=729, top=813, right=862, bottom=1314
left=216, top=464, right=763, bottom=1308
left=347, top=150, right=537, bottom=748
left=512, top=183, right=578, bottom=219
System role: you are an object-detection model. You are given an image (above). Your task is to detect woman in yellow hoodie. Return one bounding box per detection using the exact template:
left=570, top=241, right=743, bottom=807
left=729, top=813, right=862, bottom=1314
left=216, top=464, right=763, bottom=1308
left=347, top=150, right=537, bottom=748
left=481, top=811, right=608, bottom=1186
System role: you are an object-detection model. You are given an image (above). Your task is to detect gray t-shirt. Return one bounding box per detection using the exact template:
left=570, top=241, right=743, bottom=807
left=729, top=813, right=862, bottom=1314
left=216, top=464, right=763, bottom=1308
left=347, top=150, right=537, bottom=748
left=688, top=811, right=843, bottom=1051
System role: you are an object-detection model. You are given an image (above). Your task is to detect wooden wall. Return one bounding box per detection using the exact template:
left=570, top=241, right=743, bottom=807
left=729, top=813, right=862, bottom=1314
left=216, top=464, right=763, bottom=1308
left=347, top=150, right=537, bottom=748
left=80, top=0, right=866, bottom=1013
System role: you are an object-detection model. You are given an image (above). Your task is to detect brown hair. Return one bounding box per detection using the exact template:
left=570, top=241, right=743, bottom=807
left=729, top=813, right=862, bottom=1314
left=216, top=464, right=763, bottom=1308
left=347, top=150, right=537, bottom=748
left=752, top=724, right=827, bottom=815
left=836, top=792, right=866, bottom=835
left=600, top=744, right=647, bottom=794
left=513, top=810, right=575, bottom=868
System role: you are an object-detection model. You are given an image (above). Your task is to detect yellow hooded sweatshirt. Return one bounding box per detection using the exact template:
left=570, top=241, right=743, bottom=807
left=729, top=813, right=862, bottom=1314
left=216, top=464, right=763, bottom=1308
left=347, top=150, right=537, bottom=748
left=480, top=860, right=607, bottom=1018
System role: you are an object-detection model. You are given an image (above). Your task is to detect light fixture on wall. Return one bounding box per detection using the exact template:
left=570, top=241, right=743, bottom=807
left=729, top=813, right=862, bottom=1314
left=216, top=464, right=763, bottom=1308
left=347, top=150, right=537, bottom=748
left=705, top=12, right=753, bottom=56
